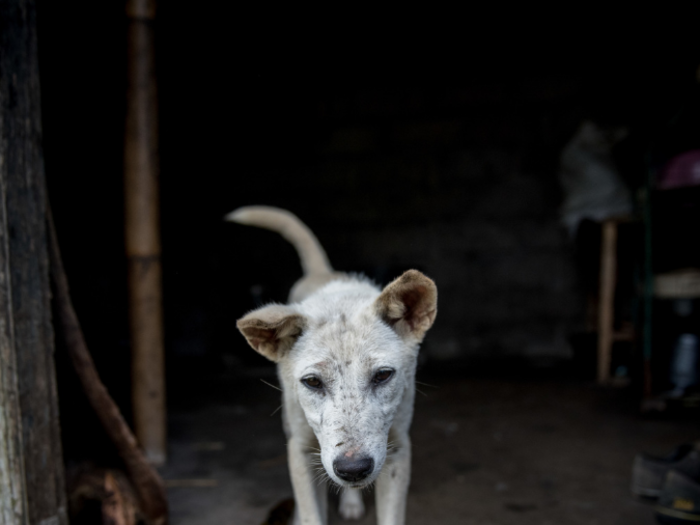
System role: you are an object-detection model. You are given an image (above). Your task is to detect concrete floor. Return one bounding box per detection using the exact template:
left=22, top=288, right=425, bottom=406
left=162, top=368, right=700, bottom=525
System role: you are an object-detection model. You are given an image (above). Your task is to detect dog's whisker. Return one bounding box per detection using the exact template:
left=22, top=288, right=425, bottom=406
left=269, top=404, right=283, bottom=416
left=312, top=469, right=331, bottom=487
left=311, top=471, right=324, bottom=483
left=259, top=378, right=282, bottom=392
left=415, top=380, right=438, bottom=388
left=415, top=387, right=428, bottom=397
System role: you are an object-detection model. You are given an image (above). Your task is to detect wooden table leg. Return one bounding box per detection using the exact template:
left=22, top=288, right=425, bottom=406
left=597, top=220, right=618, bottom=384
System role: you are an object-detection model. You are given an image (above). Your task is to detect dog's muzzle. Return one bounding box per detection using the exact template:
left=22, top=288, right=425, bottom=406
left=333, top=456, right=374, bottom=483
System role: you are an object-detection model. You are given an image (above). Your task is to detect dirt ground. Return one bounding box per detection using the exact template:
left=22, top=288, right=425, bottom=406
left=162, top=367, right=700, bottom=525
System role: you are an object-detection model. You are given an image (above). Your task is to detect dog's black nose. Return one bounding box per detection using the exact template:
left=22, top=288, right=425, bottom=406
left=333, top=456, right=374, bottom=482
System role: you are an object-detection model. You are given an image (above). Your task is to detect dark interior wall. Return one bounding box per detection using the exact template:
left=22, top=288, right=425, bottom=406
left=206, top=82, right=587, bottom=363
left=35, top=1, right=700, bottom=417
left=290, top=83, right=585, bottom=361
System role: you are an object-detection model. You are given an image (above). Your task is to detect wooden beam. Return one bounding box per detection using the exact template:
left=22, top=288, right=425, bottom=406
left=0, top=1, right=68, bottom=523
left=124, top=0, right=166, bottom=465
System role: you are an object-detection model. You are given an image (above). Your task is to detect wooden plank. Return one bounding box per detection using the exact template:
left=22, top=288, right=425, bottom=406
left=124, top=0, right=166, bottom=466
left=0, top=1, right=67, bottom=523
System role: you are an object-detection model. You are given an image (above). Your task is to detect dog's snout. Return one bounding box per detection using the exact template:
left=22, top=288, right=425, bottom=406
left=333, top=456, right=374, bottom=482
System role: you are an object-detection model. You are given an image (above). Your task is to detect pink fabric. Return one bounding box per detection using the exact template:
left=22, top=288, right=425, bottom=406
left=658, top=150, right=700, bottom=189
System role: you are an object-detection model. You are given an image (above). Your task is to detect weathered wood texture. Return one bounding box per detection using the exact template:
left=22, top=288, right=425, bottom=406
left=124, top=0, right=166, bottom=466
left=0, top=142, right=28, bottom=525
left=0, top=1, right=68, bottom=524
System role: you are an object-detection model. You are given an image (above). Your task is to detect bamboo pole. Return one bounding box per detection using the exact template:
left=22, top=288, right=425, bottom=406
left=124, top=0, right=166, bottom=465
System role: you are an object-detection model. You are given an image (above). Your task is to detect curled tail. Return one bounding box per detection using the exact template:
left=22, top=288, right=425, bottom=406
left=225, top=206, right=333, bottom=276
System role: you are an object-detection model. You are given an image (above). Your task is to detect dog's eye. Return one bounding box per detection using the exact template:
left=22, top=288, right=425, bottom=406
left=301, top=376, right=323, bottom=390
left=373, top=369, right=394, bottom=385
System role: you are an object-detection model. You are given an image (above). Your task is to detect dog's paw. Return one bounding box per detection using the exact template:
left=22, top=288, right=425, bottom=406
left=339, top=488, right=365, bottom=520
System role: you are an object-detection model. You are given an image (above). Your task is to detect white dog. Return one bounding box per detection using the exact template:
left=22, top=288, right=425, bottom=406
left=226, top=206, right=437, bottom=525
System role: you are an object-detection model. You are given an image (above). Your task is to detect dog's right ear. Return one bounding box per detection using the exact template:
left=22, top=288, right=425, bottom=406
left=374, top=269, right=437, bottom=343
left=237, top=304, right=306, bottom=362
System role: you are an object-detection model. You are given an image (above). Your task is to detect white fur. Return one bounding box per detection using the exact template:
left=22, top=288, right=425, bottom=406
left=228, top=207, right=437, bottom=525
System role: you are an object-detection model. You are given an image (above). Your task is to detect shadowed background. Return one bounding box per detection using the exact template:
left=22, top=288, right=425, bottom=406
left=35, top=6, right=700, bottom=520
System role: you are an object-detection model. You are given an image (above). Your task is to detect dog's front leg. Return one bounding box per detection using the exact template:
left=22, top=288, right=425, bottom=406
left=288, top=437, right=326, bottom=525
left=375, top=437, right=411, bottom=525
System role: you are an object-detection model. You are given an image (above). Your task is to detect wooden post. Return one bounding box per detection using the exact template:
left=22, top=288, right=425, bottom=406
left=0, top=1, right=68, bottom=523
left=642, top=177, right=654, bottom=400
left=124, top=0, right=166, bottom=465
left=597, top=220, right=618, bottom=384
left=0, top=194, right=28, bottom=525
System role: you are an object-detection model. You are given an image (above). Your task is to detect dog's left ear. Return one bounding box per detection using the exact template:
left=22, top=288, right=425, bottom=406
left=374, top=269, right=437, bottom=342
left=237, top=304, right=306, bottom=362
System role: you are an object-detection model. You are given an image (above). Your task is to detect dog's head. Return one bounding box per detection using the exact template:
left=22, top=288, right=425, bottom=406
left=237, top=270, right=437, bottom=488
